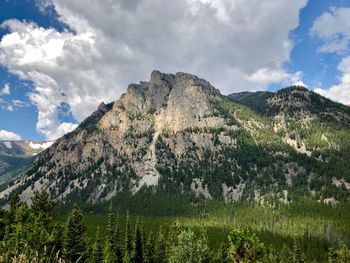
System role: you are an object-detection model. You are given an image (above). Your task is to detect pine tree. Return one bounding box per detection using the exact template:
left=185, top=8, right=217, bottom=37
left=9, top=192, right=20, bottom=216
left=93, top=227, right=104, bottom=263
left=144, top=232, right=155, bottom=263
left=134, top=220, right=144, bottom=263
left=31, top=191, right=55, bottom=229
left=49, top=222, right=64, bottom=256
left=124, top=212, right=133, bottom=258
left=123, top=251, right=132, bottom=263
left=31, top=190, right=55, bottom=214
left=106, top=203, right=123, bottom=262
left=107, top=203, right=116, bottom=248
left=115, top=212, right=123, bottom=263
left=154, top=226, right=167, bottom=263
left=168, top=221, right=181, bottom=248
left=104, top=238, right=117, bottom=263
left=64, top=204, right=88, bottom=262
left=293, top=238, right=305, bottom=263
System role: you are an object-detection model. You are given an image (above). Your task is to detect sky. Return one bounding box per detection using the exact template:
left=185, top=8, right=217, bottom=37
left=0, top=0, right=350, bottom=141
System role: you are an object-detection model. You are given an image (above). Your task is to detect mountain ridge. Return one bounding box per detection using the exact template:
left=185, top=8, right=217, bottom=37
left=1, top=71, right=349, bottom=205
left=0, top=140, right=53, bottom=187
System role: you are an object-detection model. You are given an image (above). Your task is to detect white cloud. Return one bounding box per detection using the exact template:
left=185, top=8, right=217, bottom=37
left=248, top=68, right=302, bottom=88
left=0, top=83, right=10, bottom=96
left=0, top=0, right=307, bottom=139
left=0, top=129, right=22, bottom=141
left=314, top=56, right=350, bottom=105
left=29, top=141, right=54, bottom=149
left=311, top=8, right=350, bottom=105
left=310, top=7, right=350, bottom=53
left=293, top=80, right=308, bottom=88
left=45, top=122, right=78, bottom=141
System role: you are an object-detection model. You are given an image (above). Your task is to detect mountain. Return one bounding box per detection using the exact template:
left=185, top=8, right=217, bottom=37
left=0, top=141, right=53, bottom=188
left=1, top=72, right=350, bottom=205
left=228, top=90, right=273, bottom=114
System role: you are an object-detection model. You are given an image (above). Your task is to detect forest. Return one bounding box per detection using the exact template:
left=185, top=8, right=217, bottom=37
left=0, top=191, right=349, bottom=263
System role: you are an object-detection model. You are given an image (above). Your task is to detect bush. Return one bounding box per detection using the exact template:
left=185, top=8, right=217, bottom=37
left=227, top=229, right=266, bottom=262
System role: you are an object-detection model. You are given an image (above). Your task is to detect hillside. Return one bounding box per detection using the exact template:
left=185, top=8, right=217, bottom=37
left=0, top=141, right=53, bottom=187
left=1, top=72, right=349, bottom=205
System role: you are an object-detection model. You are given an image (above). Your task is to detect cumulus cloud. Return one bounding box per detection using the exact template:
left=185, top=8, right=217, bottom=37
left=314, top=56, right=350, bottom=105
left=0, top=0, right=307, bottom=139
left=0, top=129, right=22, bottom=141
left=44, top=122, right=78, bottom=141
left=248, top=68, right=302, bottom=89
left=310, top=7, right=350, bottom=53
left=293, top=80, right=308, bottom=88
left=0, top=83, right=10, bottom=96
left=311, top=7, right=350, bottom=105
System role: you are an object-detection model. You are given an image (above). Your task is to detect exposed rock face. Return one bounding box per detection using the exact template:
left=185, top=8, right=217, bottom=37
left=1, top=72, right=350, bottom=205
left=1, top=71, right=232, bottom=203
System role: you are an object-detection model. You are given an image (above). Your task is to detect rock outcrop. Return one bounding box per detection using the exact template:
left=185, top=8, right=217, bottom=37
left=1, top=72, right=350, bottom=205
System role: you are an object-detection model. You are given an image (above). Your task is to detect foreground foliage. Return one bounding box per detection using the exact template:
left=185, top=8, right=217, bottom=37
left=0, top=191, right=350, bottom=262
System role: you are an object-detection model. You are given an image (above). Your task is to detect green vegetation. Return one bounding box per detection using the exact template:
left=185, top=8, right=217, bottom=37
left=1, top=191, right=350, bottom=262
left=0, top=154, right=34, bottom=189
left=1, top=87, right=350, bottom=262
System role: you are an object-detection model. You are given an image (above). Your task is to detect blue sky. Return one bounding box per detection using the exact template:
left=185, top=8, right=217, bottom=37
left=0, top=0, right=350, bottom=141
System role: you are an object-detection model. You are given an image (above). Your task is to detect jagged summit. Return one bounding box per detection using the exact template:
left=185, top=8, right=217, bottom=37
left=1, top=71, right=350, bottom=205
left=229, top=85, right=350, bottom=123
left=121, top=70, right=219, bottom=115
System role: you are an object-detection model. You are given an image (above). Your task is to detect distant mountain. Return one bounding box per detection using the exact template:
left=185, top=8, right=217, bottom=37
left=228, top=90, right=273, bottom=114
left=0, top=141, right=53, bottom=188
left=1, top=72, right=349, bottom=205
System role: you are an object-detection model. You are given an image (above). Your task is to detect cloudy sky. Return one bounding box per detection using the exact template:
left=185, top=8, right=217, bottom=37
left=0, top=0, right=350, bottom=141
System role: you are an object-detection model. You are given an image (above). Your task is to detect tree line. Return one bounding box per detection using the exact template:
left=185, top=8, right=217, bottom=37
left=0, top=191, right=349, bottom=262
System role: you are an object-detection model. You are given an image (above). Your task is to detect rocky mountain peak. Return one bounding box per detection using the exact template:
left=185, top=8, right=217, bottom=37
left=122, top=71, right=219, bottom=112
left=2, top=71, right=350, bottom=206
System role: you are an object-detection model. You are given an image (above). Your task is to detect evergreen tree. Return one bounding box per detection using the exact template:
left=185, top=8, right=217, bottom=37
left=31, top=190, right=55, bottom=214
left=134, top=220, right=144, bottom=263
left=123, top=250, right=132, bottom=263
left=49, top=222, right=64, bottom=256
left=115, top=212, right=123, bottom=263
left=144, top=232, right=155, bottom=263
left=124, top=212, right=133, bottom=258
left=168, top=221, right=181, bottom=248
left=64, top=204, right=88, bottom=262
left=93, top=227, right=104, bottom=263
left=107, top=204, right=123, bottom=262
left=292, top=238, right=305, bottom=263
left=9, top=192, right=20, bottom=216
left=31, top=190, right=55, bottom=229
left=104, top=238, right=117, bottom=263
left=154, top=226, right=167, bottom=263
left=107, top=203, right=116, bottom=248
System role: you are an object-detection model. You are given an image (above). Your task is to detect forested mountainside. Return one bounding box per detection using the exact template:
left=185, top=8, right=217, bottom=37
left=1, top=71, right=349, bottom=205
left=0, top=141, right=52, bottom=188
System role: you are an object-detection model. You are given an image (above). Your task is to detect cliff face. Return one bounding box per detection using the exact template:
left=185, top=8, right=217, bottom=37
left=1, top=72, right=350, bottom=205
